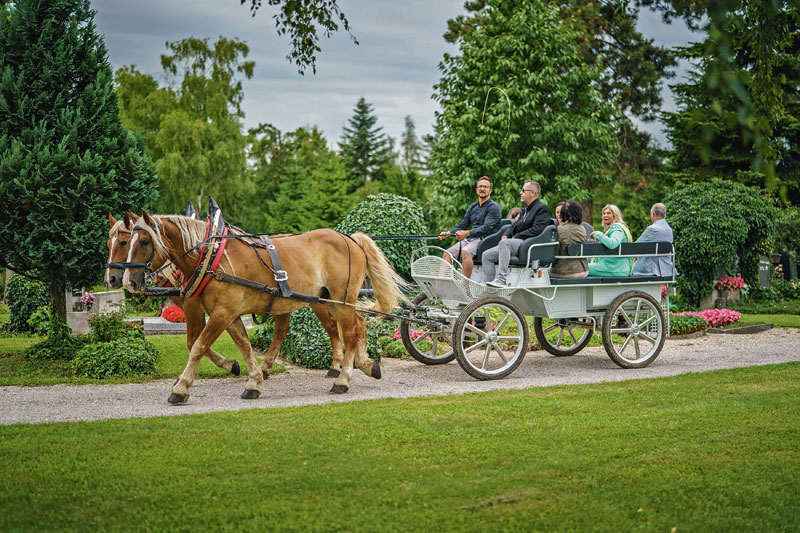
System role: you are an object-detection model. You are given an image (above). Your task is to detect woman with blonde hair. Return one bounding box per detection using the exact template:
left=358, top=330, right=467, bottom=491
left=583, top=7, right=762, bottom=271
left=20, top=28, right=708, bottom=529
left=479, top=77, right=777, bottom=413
left=588, top=204, right=633, bottom=277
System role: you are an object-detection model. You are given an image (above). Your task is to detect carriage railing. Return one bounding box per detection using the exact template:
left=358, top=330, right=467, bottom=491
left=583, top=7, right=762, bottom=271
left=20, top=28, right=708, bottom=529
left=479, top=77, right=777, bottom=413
left=552, top=245, right=678, bottom=284
left=410, top=246, right=515, bottom=306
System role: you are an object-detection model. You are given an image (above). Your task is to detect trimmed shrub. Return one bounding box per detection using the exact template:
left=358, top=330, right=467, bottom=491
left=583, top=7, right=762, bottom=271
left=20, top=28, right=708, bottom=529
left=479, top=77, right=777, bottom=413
left=665, top=180, right=776, bottom=306
left=335, top=193, right=428, bottom=279
left=668, top=314, right=707, bottom=336
left=71, top=329, right=158, bottom=379
left=250, top=307, right=381, bottom=369
left=88, top=311, right=129, bottom=343
left=5, top=274, right=49, bottom=333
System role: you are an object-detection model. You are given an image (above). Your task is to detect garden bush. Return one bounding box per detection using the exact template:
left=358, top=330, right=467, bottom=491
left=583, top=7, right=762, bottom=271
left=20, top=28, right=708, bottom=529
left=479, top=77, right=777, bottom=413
left=71, top=329, right=158, bottom=379
left=665, top=180, right=777, bottom=306
left=162, top=305, right=185, bottom=323
left=88, top=311, right=129, bottom=343
left=5, top=274, right=49, bottom=333
left=250, top=307, right=381, bottom=369
left=672, top=308, right=741, bottom=328
left=27, top=305, right=53, bottom=336
left=335, top=193, right=428, bottom=279
left=23, top=311, right=88, bottom=360
left=668, top=314, right=707, bottom=336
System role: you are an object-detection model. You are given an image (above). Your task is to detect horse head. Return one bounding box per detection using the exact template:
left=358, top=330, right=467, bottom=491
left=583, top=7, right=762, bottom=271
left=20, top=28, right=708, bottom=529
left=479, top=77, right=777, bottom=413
left=122, top=209, right=166, bottom=293
left=105, top=212, right=135, bottom=288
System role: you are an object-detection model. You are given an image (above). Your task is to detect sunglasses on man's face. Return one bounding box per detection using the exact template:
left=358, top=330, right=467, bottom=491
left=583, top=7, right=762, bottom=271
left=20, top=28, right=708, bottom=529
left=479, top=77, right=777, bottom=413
left=521, top=189, right=535, bottom=193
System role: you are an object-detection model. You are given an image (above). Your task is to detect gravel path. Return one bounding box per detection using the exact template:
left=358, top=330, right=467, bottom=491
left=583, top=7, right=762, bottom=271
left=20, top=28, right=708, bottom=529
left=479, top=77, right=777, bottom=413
left=2, top=328, right=799, bottom=425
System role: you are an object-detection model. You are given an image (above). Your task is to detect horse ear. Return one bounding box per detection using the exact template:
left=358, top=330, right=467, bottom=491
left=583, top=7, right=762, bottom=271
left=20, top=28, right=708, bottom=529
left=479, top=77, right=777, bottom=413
left=122, top=211, right=132, bottom=230
left=141, top=209, right=156, bottom=228
left=109, top=213, right=117, bottom=227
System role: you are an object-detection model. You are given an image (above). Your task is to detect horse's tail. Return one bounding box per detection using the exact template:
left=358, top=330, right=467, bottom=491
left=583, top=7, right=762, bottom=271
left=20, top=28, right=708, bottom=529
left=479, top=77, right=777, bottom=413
left=349, top=232, right=409, bottom=314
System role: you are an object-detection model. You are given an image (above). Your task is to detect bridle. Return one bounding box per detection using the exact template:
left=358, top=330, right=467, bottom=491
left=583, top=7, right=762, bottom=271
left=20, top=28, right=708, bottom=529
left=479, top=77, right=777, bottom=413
left=104, top=228, right=156, bottom=272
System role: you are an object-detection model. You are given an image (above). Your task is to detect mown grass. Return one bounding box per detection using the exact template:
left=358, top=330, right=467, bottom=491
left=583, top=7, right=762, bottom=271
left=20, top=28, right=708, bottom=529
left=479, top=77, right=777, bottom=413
left=0, top=332, right=283, bottom=386
left=1, top=363, right=798, bottom=531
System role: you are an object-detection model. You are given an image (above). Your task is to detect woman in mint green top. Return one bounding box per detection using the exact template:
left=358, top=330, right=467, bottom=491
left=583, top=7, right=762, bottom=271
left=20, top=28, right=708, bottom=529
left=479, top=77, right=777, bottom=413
left=588, top=204, right=633, bottom=277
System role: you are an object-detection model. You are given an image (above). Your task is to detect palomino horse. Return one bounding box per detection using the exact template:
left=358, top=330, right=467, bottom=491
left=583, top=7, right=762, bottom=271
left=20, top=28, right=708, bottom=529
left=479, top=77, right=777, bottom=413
left=106, top=213, right=347, bottom=381
left=122, top=210, right=406, bottom=403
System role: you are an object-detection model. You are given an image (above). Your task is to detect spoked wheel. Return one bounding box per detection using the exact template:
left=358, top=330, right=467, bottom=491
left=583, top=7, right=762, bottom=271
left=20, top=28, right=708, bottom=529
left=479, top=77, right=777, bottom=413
left=533, top=317, right=593, bottom=357
left=401, top=293, right=455, bottom=365
left=602, top=291, right=665, bottom=368
left=453, top=297, right=529, bottom=380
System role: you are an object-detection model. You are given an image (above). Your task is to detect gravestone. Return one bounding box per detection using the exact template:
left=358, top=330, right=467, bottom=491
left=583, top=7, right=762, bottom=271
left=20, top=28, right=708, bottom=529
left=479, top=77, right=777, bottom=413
left=758, top=255, right=771, bottom=288
left=65, top=289, right=125, bottom=334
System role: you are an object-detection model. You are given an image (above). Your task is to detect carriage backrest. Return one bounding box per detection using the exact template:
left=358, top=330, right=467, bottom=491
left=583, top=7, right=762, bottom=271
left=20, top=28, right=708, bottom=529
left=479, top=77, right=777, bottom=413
left=566, top=241, right=674, bottom=257
left=474, top=219, right=513, bottom=262
left=514, top=225, right=558, bottom=267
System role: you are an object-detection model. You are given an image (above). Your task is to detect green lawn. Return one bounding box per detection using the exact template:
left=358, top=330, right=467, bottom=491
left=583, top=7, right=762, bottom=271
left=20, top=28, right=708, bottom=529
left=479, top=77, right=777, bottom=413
left=0, top=332, right=283, bottom=386
left=1, top=363, right=797, bottom=531
left=734, top=313, right=800, bottom=329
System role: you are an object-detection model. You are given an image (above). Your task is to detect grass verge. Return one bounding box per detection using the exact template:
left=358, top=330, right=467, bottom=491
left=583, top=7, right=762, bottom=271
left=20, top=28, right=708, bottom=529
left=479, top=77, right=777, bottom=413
left=0, top=333, right=283, bottom=386
left=1, top=364, right=798, bottom=530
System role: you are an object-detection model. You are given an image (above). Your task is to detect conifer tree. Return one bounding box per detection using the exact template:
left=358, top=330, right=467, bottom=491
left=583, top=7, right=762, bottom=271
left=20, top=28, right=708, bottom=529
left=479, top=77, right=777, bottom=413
left=338, top=97, right=392, bottom=191
left=0, top=0, right=157, bottom=318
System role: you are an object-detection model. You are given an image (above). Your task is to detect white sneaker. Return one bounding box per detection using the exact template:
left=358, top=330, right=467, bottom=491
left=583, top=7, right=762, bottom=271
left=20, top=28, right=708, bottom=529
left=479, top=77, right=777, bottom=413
left=487, top=278, right=506, bottom=288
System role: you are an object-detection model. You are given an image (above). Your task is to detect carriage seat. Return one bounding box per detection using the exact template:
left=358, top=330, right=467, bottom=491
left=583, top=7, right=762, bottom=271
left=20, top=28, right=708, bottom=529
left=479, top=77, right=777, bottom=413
left=508, top=225, right=558, bottom=267
left=473, top=219, right=513, bottom=265
left=550, top=241, right=675, bottom=285
left=566, top=241, right=674, bottom=258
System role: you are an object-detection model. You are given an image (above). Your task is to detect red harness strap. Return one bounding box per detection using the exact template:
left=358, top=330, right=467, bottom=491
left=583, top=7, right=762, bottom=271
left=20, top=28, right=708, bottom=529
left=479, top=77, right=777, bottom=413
left=186, top=223, right=229, bottom=300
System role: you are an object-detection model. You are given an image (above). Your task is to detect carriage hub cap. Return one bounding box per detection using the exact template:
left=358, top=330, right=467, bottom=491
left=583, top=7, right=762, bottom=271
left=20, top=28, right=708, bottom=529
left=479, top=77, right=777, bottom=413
left=630, top=325, right=640, bottom=335
left=487, top=332, right=499, bottom=344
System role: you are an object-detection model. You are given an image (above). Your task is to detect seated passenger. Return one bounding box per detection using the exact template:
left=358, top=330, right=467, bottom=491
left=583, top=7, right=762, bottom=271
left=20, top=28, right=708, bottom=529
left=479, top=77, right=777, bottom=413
left=588, top=204, right=633, bottom=277
left=550, top=201, right=588, bottom=279
left=483, top=180, right=551, bottom=287
left=507, top=207, right=521, bottom=222
left=437, top=176, right=502, bottom=279
left=554, top=201, right=566, bottom=226
left=632, top=202, right=677, bottom=277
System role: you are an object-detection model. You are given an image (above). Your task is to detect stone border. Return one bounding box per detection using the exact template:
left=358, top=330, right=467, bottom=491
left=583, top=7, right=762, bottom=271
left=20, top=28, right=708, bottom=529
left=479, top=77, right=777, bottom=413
left=709, top=323, right=774, bottom=335
left=666, top=329, right=708, bottom=340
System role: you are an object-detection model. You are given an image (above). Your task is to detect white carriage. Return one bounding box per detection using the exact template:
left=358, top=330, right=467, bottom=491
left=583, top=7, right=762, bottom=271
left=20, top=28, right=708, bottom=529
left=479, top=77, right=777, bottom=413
left=401, top=224, right=676, bottom=380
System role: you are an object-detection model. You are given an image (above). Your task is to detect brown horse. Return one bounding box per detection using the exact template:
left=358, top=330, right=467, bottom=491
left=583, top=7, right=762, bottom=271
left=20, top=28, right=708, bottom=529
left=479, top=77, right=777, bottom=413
left=106, top=213, right=347, bottom=382
left=122, top=210, right=406, bottom=403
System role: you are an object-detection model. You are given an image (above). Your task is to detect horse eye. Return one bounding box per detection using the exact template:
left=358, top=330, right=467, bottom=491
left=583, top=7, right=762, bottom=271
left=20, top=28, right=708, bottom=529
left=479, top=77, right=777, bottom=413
left=120, top=241, right=128, bottom=247
left=141, top=240, right=151, bottom=246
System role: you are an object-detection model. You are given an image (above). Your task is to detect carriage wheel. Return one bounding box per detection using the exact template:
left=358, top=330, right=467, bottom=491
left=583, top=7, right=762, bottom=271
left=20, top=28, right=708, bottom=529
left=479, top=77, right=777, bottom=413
left=533, top=317, right=593, bottom=357
left=452, top=297, right=529, bottom=380
left=601, top=290, right=665, bottom=368
left=401, top=293, right=455, bottom=365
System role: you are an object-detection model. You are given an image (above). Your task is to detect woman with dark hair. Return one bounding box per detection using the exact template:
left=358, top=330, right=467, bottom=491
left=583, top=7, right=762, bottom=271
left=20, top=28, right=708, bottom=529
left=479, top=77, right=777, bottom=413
left=554, top=201, right=566, bottom=226
left=550, top=200, right=588, bottom=279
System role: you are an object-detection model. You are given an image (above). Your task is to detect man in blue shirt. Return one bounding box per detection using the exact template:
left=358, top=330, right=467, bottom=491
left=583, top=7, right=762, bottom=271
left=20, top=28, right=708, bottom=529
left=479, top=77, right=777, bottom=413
left=632, top=202, right=677, bottom=277
left=438, top=176, right=502, bottom=279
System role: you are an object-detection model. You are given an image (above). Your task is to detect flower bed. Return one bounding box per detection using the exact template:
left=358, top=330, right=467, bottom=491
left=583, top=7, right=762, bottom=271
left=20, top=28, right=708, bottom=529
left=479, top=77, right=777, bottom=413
left=162, top=305, right=185, bottom=323
left=672, top=308, right=741, bottom=328
left=715, top=275, right=746, bottom=291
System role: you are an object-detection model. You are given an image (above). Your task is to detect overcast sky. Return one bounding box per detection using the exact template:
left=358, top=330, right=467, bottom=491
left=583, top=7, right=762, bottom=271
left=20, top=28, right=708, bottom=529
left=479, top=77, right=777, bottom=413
left=93, top=0, right=700, bottom=148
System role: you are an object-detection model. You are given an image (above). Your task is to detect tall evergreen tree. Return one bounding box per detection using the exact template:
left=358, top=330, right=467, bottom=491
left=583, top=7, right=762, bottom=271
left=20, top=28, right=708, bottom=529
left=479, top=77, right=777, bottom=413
left=0, top=0, right=157, bottom=319
left=338, top=97, right=392, bottom=191
left=400, top=115, right=424, bottom=171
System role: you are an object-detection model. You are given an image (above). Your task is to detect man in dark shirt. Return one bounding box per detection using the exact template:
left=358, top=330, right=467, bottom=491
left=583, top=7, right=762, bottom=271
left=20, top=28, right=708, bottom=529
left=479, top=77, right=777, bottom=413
left=438, top=176, right=502, bottom=279
left=482, top=180, right=550, bottom=286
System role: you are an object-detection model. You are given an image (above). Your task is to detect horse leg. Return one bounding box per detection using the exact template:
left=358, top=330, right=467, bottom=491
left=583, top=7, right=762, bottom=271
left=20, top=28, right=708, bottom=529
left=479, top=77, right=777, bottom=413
left=328, top=307, right=375, bottom=394
left=169, top=314, right=239, bottom=404
left=259, top=313, right=289, bottom=379
left=225, top=316, right=264, bottom=400
left=310, top=304, right=343, bottom=378
left=184, top=302, right=240, bottom=377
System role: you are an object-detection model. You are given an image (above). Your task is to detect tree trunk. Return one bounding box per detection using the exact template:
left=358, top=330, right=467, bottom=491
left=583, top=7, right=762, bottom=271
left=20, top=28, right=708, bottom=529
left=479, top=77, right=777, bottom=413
left=581, top=199, right=595, bottom=227
left=50, top=284, right=67, bottom=323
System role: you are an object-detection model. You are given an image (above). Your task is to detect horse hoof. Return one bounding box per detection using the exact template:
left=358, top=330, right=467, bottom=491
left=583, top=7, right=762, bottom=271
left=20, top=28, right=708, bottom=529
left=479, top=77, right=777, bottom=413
left=330, top=384, right=349, bottom=394
left=262, top=370, right=269, bottom=380
left=168, top=393, right=188, bottom=404
left=326, top=369, right=340, bottom=378
left=231, top=361, right=241, bottom=376
left=371, top=362, right=382, bottom=379
left=241, top=389, right=260, bottom=400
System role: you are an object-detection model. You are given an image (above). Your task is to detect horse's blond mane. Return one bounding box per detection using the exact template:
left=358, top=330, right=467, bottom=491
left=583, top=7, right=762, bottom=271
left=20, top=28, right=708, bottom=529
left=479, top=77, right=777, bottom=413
left=109, top=219, right=126, bottom=237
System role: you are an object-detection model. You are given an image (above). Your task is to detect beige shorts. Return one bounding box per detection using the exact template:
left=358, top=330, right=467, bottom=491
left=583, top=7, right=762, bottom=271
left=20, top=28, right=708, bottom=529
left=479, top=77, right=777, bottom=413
left=445, top=238, right=480, bottom=259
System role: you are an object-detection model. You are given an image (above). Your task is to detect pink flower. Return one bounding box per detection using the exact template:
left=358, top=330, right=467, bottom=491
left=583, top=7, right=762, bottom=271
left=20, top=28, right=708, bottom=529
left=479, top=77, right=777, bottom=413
left=715, top=275, right=745, bottom=291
